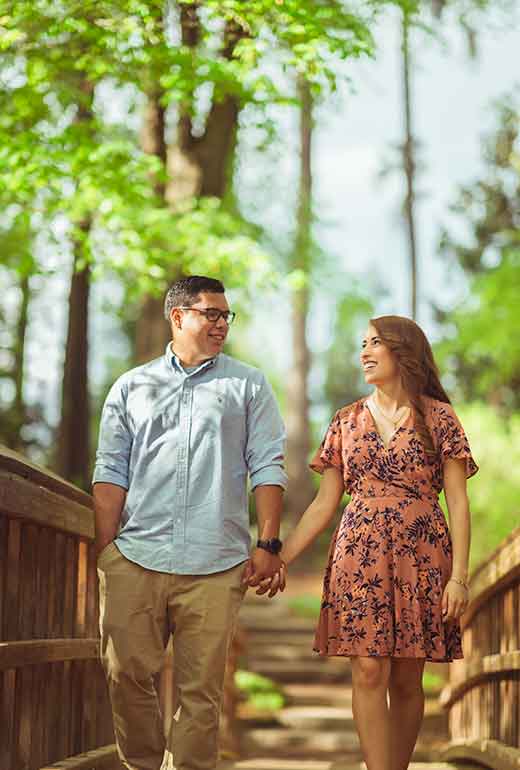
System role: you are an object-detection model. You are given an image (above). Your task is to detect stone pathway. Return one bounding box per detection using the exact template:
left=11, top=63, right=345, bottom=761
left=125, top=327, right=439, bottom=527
left=216, top=587, right=483, bottom=770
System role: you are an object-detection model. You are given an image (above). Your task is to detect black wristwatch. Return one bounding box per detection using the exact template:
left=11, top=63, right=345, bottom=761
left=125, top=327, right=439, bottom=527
left=256, top=538, right=283, bottom=555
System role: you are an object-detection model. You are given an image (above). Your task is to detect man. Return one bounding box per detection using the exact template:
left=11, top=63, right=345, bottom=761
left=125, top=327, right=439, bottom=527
left=93, top=275, right=286, bottom=770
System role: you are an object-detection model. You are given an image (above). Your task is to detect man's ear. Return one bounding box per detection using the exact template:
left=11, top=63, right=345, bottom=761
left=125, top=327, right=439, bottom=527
left=170, top=308, right=182, bottom=330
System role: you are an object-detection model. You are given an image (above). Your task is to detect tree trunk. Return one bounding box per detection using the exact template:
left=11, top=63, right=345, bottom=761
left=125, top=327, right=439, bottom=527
left=286, top=77, right=315, bottom=523
left=141, top=91, right=168, bottom=199
left=401, top=12, right=418, bottom=320
left=195, top=98, right=239, bottom=198
left=2, top=272, right=31, bottom=450
left=9, top=272, right=31, bottom=450
left=56, top=225, right=91, bottom=489
left=13, top=273, right=29, bottom=429
left=134, top=290, right=172, bottom=364
left=135, top=89, right=173, bottom=364
left=134, top=11, right=244, bottom=364
left=56, top=80, right=94, bottom=489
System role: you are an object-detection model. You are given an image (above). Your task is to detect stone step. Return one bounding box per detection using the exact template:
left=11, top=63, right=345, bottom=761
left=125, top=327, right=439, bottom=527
left=218, top=764, right=484, bottom=770
left=237, top=704, right=352, bottom=730
left=245, top=635, right=317, bottom=650
left=247, top=658, right=351, bottom=685
left=283, top=684, right=353, bottom=708
left=239, top=701, right=447, bottom=736
left=239, top=647, right=318, bottom=669
left=218, top=760, right=340, bottom=769
left=241, top=646, right=320, bottom=665
left=272, top=706, right=353, bottom=730
left=242, top=726, right=362, bottom=760
left=239, top=611, right=316, bottom=635
left=241, top=621, right=317, bottom=636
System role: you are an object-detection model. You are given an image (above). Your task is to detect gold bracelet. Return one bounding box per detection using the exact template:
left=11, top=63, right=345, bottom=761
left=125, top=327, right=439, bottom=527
left=449, top=576, right=469, bottom=590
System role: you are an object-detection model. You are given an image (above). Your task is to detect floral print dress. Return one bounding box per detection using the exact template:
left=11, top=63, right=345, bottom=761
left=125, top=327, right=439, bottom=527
left=309, top=397, right=478, bottom=662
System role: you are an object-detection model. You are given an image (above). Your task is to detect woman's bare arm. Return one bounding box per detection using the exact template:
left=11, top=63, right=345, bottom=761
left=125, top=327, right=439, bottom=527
left=442, top=457, right=471, bottom=619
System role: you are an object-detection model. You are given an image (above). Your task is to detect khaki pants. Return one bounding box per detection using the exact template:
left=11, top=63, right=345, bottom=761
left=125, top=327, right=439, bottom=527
left=98, top=544, right=246, bottom=770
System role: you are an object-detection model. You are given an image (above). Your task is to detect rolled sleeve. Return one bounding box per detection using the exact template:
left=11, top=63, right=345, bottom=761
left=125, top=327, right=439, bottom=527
left=92, top=379, right=132, bottom=489
left=246, top=375, right=287, bottom=491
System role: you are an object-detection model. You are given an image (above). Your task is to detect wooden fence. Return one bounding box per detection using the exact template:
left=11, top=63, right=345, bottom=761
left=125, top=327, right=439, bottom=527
left=441, top=525, right=520, bottom=770
left=0, top=446, right=118, bottom=770
left=0, top=446, right=240, bottom=770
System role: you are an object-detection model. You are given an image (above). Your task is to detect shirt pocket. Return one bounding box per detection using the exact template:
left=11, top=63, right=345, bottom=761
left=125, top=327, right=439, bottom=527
left=192, top=391, right=246, bottom=438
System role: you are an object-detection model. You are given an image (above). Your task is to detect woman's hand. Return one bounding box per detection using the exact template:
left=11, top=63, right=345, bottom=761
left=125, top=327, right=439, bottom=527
left=442, top=578, right=469, bottom=621
left=254, top=561, right=287, bottom=598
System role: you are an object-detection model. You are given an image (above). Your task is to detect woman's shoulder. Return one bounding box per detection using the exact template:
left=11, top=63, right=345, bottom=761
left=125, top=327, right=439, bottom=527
left=336, top=397, right=366, bottom=423
left=422, top=396, right=458, bottom=423
left=423, top=395, right=450, bottom=410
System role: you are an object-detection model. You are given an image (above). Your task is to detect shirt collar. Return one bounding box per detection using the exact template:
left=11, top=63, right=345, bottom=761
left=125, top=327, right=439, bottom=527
left=165, top=342, right=218, bottom=375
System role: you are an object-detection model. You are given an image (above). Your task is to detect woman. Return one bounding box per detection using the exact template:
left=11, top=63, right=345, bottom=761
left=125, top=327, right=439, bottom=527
left=267, top=315, right=477, bottom=770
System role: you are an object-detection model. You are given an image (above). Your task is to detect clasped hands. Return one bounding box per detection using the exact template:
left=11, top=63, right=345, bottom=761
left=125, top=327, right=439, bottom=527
left=241, top=548, right=287, bottom=598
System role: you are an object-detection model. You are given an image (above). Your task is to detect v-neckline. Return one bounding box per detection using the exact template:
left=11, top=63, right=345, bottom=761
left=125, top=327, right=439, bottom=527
left=364, top=398, right=412, bottom=451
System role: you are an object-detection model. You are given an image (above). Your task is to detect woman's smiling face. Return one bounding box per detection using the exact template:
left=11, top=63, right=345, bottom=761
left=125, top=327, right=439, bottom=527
left=360, top=323, right=400, bottom=385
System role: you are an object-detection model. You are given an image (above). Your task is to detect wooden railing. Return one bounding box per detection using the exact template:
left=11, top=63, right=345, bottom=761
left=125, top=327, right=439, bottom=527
left=0, top=446, right=118, bottom=770
left=441, top=525, right=520, bottom=770
left=0, top=447, right=240, bottom=770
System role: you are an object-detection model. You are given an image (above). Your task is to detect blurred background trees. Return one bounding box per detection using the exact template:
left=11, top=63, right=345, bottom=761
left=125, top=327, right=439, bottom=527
left=1, top=0, right=518, bottom=568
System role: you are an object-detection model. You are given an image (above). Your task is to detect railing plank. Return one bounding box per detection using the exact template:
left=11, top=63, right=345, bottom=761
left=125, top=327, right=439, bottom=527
left=17, top=665, right=33, bottom=770
left=38, top=744, right=118, bottom=770
left=0, top=446, right=91, bottom=509
left=4, top=518, right=21, bottom=641
left=20, top=523, right=38, bottom=640
left=35, top=528, right=51, bottom=638
left=0, top=514, right=7, bottom=640
left=463, top=526, right=520, bottom=629
left=1, top=668, right=16, bottom=770
left=0, top=470, right=94, bottom=539
left=443, top=739, right=520, bottom=770
left=53, top=533, right=66, bottom=637
left=0, top=639, right=100, bottom=669
left=31, top=663, right=46, bottom=769
left=443, top=524, right=520, bottom=757
left=442, top=651, right=520, bottom=707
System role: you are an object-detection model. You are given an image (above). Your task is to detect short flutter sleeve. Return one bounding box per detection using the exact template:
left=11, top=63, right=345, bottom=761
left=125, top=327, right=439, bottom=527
left=309, top=410, right=344, bottom=475
left=436, top=403, right=478, bottom=479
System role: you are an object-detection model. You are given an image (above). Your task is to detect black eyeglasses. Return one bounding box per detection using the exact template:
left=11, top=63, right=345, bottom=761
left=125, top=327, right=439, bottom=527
left=177, top=307, right=236, bottom=325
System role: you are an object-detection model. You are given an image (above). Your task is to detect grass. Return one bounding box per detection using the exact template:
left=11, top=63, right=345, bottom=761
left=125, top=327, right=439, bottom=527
left=287, top=594, right=322, bottom=619
left=422, top=669, right=445, bottom=695
left=235, top=669, right=285, bottom=711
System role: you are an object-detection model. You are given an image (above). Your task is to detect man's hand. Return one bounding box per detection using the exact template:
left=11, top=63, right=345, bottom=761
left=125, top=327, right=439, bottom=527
left=93, top=483, right=125, bottom=558
left=254, top=562, right=287, bottom=598
left=242, top=548, right=281, bottom=591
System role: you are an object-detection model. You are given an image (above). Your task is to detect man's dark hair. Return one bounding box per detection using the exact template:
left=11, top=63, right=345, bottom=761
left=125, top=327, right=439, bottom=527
left=164, top=276, right=225, bottom=320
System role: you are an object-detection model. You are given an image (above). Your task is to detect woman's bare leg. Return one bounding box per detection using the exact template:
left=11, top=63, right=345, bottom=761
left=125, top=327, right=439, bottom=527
left=351, top=656, right=392, bottom=770
left=388, top=658, right=426, bottom=770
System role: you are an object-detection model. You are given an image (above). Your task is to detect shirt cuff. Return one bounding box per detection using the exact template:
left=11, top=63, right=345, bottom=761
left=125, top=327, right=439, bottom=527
left=250, top=466, right=288, bottom=491
left=92, top=466, right=129, bottom=490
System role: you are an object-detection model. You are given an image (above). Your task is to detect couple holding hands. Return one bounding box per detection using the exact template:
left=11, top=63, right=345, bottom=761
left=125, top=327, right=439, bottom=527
left=93, top=275, right=476, bottom=770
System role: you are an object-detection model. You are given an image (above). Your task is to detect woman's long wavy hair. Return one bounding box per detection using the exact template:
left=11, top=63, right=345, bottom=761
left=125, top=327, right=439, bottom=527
left=369, top=315, right=450, bottom=457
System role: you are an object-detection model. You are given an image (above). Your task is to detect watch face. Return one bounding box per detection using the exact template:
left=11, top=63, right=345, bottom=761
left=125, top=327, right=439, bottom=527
left=257, top=538, right=282, bottom=554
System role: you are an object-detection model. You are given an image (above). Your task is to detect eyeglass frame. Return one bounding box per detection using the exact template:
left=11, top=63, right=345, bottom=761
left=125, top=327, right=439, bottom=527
left=175, top=306, right=236, bottom=325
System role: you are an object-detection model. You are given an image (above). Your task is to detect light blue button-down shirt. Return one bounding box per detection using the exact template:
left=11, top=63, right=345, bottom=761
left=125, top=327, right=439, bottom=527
left=93, top=345, right=287, bottom=574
